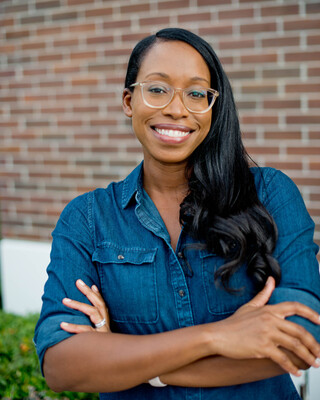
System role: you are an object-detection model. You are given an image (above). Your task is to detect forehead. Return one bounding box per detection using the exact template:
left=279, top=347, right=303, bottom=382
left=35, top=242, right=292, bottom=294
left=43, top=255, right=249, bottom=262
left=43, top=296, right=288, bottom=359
left=136, top=40, right=210, bottom=84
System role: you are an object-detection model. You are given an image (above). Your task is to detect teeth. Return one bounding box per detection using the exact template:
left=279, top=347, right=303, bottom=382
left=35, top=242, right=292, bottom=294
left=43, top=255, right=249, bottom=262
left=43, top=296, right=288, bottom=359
left=154, top=128, right=190, bottom=137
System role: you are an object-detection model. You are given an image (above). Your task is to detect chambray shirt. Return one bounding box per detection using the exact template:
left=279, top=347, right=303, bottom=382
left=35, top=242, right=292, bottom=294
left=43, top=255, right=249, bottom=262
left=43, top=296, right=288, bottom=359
left=34, top=162, right=320, bottom=400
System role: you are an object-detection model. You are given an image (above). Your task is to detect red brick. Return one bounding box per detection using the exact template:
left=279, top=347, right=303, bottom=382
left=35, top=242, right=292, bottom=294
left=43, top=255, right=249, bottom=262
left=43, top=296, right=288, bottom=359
left=103, top=20, right=131, bottom=29
left=242, top=84, right=277, bottom=94
left=284, top=19, right=320, bottom=31
left=86, top=35, right=113, bottom=45
left=219, top=8, right=253, bottom=20
left=227, top=70, right=255, bottom=80
left=262, top=36, right=300, bottom=48
left=9, top=82, right=33, bottom=89
left=264, top=131, right=301, bottom=140
left=240, top=22, right=276, bottom=34
left=26, top=120, right=51, bottom=127
left=293, top=177, right=320, bottom=187
left=309, top=100, right=320, bottom=109
left=310, top=162, right=320, bottom=170
left=0, top=121, right=18, bottom=128
left=308, top=67, right=320, bottom=77
left=177, top=13, right=210, bottom=23
left=310, top=193, right=320, bottom=201
left=57, top=120, right=83, bottom=127
left=285, top=51, right=320, bottom=62
left=38, top=53, right=64, bottom=62
left=90, top=119, right=117, bottom=126
left=288, top=145, right=320, bottom=155
left=52, top=12, right=78, bottom=21
left=68, top=0, right=94, bottom=4
left=21, top=41, right=46, bottom=50
left=198, top=0, right=230, bottom=4
left=307, top=35, right=320, bottom=46
left=220, top=39, right=255, bottom=50
left=0, top=70, right=15, bottom=78
left=265, top=161, right=302, bottom=170
left=54, top=65, right=80, bottom=74
left=306, top=3, right=320, bottom=13
left=241, top=53, right=277, bottom=64
left=120, top=3, right=150, bottom=13
left=4, top=4, right=29, bottom=12
left=73, top=106, right=99, bottom=113
left=0, top=44, right=16, bottom=54
left=286, top=115, right=320, bottom=124
left=198, top=25, right=233, bottom=36
left=6, top=30, right=30, bottom=40
left=286, top=83, right=320, bottom=94
left=241, top=115, right=278, bottom=125
left=245, top=146, right=279, bottom=155
left=0, top=18, right=14, bottom=27
left=68, top=23, right=96, bottom=32
left=122, top=32, right=149, bottom=43
left=261, top=5, right=299, bottom=17
left=39, top=80, right=64, bottom=88
left=53, top=38, right=78, bottom=47
left=36, top=0, right=60, bottom=9
left=21, top=15, right=45, bottom=24
left=104, top=48, right=131, bottom=57
left=37, top=26, right=62, bottom=36
left=72, top=77, right=98, bottom=86
left=70, top=51, right=97, bottom=60
left=263, top=100, right=300, bottom=109
left=85, top=7, right=112, bottom=17
left=262, top=67, right=300, bottom=78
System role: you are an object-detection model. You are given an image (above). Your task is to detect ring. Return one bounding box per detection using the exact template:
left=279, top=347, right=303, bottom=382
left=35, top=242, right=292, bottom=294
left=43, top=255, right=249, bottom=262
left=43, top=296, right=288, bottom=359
left=95, top=318, right=106, bottom=328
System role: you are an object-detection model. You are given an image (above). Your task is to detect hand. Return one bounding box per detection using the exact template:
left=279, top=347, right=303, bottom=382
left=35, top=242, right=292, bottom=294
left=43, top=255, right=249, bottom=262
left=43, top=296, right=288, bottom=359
left=210, top=277, right=320, bottom=376
left=60, top=279, right=111, bottom=334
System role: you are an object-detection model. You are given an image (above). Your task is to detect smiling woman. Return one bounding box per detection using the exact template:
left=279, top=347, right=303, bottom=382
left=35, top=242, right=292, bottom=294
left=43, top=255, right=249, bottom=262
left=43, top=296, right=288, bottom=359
left=34, top=28, right=320, bottom=400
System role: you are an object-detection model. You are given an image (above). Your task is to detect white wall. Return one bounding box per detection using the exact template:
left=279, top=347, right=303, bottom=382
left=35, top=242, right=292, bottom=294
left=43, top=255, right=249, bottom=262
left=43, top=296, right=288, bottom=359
left=0, top=238, right=50, bottom=315
left=0, top=238, right=319, bottom=399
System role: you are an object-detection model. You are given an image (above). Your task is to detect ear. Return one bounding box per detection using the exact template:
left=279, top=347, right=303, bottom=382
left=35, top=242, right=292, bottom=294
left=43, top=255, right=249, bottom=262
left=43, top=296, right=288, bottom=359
left=122, top=88, right=133, bottom=118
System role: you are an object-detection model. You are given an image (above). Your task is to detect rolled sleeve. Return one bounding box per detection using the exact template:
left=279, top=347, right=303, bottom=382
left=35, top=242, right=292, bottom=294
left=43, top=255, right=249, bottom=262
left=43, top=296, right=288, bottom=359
left=261, top=169, right=320, bottom=341
left=34, top=192, right=100, bottom=373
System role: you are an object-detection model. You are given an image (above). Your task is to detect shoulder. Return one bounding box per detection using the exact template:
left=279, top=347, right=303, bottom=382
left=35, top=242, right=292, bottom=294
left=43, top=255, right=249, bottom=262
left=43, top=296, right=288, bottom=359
left=250, top=167, right=301, bottom=208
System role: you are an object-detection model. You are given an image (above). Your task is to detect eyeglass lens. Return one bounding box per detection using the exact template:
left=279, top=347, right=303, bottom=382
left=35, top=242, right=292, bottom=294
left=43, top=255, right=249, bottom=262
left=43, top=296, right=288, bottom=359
left=142, top=82, right=215, bottom=112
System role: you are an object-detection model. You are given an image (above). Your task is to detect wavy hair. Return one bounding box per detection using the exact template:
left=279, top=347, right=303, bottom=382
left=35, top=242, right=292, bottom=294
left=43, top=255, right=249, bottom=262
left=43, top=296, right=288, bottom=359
left=125, top=28, right=281, bottom=292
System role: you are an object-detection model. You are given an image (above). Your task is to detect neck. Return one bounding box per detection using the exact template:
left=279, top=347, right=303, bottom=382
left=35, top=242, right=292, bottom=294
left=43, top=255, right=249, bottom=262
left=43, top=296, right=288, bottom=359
left=142, top=158, right=189, bottom=201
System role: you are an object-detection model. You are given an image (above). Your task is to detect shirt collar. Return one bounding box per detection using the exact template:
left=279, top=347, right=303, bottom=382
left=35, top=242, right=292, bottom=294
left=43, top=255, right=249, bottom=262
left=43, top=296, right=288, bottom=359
left=121, top=161, right=144, bottom=209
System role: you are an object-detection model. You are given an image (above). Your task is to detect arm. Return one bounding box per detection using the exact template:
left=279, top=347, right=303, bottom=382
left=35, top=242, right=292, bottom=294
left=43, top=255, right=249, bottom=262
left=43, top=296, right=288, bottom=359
left=55, top=277, right=320, bottom=392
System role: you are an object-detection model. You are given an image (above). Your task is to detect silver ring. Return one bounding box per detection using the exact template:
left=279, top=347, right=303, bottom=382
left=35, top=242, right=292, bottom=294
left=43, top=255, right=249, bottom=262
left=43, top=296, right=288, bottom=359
left=95, top=318, right=106, bottom=329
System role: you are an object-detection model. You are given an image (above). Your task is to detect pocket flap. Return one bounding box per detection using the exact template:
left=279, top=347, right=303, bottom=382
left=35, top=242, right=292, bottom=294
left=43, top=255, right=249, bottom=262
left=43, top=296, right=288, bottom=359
left=92, top=243, right=157, bottom=265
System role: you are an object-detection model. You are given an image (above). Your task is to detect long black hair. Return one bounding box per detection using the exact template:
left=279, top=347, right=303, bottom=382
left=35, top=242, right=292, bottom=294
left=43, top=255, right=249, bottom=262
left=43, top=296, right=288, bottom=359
left=125, top=28, right=281, bottom=292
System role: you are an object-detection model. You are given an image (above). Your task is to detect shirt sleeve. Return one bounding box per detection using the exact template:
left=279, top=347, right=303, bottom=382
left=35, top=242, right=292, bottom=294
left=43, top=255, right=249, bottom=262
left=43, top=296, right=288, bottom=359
left=34, top=191, right=100, bottom=373
left=262, top=169, right=320, bottom=341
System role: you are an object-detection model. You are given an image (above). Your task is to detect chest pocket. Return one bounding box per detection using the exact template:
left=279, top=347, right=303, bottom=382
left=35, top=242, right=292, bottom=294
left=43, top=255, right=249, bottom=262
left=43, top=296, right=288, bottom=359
left=201, top=252, right=255, bottom=316
left=92, top=243, right=158, bottom=324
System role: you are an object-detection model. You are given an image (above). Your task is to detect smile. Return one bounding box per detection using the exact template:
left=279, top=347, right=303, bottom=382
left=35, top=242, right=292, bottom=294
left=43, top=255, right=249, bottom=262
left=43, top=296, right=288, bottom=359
left=154, top=128, right=190, bottom=138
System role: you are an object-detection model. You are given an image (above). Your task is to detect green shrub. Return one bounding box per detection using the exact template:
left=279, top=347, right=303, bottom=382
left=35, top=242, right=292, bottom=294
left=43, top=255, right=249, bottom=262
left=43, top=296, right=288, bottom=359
left=0, top=310, right=99, bottom=400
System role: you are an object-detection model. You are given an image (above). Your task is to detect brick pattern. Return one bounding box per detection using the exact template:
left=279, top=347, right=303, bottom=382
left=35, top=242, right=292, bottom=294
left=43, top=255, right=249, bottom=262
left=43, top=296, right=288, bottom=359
left=1, top=0, right=320, bottom=252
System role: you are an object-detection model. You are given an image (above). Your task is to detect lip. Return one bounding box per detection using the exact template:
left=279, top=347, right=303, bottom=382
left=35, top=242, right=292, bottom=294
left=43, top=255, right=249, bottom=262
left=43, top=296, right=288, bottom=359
left=151, top=123, right=194, bottom=144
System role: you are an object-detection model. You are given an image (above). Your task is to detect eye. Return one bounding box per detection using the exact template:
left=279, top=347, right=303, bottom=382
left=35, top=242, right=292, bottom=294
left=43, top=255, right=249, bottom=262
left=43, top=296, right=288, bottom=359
left=187, top=89, right=207, bottom=99
left=147, top=83, right=169, bottom=95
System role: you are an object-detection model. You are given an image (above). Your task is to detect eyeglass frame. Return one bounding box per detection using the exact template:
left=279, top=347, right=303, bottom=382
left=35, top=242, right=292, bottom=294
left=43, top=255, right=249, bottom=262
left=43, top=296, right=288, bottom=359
left=129, top=81, right=219, bottom=114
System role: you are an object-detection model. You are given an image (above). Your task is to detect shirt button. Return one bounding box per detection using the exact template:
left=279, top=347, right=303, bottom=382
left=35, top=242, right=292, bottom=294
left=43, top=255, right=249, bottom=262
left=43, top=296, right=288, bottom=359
left=178, top=289, right=185, bottom=297
left=177, top=252, right=183, bottom=258
left=117, top=254, right=124, bottom=260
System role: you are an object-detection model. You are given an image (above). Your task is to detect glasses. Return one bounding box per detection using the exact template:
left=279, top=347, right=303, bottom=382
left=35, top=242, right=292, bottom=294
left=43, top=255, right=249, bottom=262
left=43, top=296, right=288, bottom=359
left=130, top=81, right=219, bottom=114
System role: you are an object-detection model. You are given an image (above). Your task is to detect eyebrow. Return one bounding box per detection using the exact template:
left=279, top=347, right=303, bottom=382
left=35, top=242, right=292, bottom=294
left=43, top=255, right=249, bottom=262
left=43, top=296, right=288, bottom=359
left=145, top=72, right=210, bottom=85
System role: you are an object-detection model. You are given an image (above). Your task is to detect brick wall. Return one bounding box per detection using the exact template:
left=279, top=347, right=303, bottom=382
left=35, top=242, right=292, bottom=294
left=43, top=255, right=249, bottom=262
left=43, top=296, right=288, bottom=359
left=1, top=0, right=319, bottom=251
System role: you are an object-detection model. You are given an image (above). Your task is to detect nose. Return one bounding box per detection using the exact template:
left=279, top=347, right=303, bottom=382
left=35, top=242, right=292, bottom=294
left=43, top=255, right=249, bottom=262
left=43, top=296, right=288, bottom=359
left=162, top=90, right=189, bottom=119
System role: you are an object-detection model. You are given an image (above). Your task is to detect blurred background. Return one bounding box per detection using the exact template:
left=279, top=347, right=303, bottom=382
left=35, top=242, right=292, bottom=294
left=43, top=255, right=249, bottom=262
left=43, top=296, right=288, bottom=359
left=0, top=0, right=319, bottom=398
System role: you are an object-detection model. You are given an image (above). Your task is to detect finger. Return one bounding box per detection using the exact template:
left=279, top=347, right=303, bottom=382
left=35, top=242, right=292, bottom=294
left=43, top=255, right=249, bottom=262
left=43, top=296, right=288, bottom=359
left=246, top=276, right=275, bottom=308
left=76, top=280, right=109, bottom=318
left=273, top=329, right=319, bottom=368
left=270, top=301, right=320, bottom=325
left=268, top=346, right=303, bottom=377
left=278, top=318, right=320, bottom=359
left=92, top=285, right=111, bottom=327
left=62, top=298, right=104, bottom=326
left=60, top=322, right=94, bottom=334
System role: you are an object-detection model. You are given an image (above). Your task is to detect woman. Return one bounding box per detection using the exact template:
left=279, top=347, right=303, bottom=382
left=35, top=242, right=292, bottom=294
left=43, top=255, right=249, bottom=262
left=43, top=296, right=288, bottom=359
left=34, top=28, right=320, bottom=399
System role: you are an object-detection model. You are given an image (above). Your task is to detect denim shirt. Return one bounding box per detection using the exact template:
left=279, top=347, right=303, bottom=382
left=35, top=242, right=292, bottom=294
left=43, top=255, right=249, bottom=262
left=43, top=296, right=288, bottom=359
left=34, top=163, right=320, bottom=400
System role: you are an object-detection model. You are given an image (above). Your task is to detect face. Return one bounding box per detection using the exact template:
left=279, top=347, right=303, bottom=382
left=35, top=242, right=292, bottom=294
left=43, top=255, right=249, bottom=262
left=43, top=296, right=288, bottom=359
left=123, top=40, right=212, bottom=166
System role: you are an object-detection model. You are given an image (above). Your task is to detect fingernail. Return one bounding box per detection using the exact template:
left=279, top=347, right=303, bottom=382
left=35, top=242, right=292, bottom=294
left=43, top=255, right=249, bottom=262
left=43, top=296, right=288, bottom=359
left=266, top=277, right=272, bottom=285
left=315, top=358, right=320, bottom=367
left=92, top=285, right=99, bottom=292
left=61, top=322, right=68, bottom=327
left=297, top=370, right=303, bottom=377
left=78, top=279, right=85, bottom=286
left=63, top=298, right=72, bottom=302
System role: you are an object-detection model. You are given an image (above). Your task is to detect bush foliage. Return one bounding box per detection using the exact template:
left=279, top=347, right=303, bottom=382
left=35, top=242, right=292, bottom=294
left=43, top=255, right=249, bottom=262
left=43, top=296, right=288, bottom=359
left=0, top=310, right=99, bottom=400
